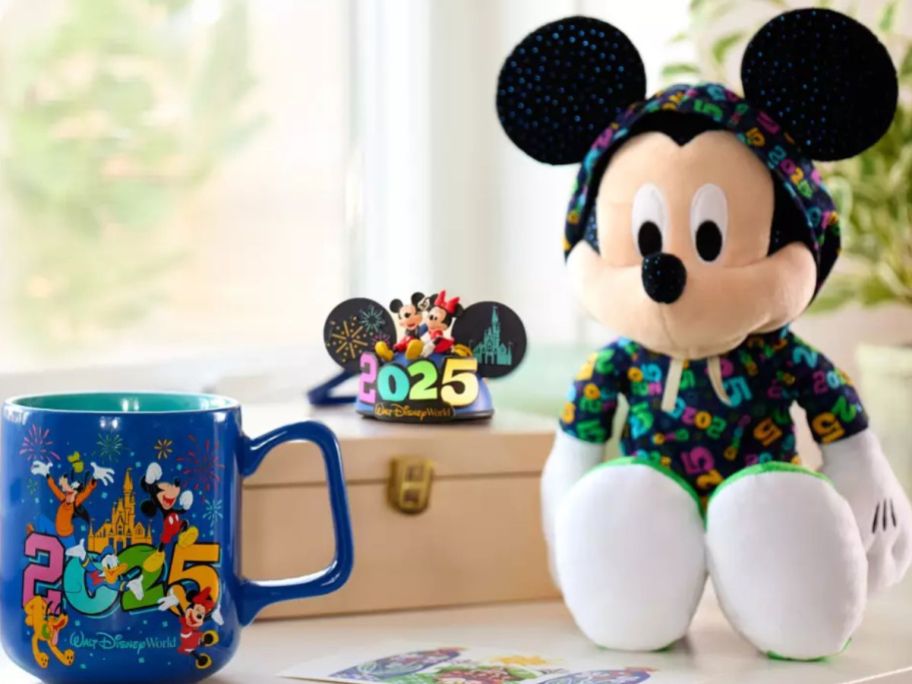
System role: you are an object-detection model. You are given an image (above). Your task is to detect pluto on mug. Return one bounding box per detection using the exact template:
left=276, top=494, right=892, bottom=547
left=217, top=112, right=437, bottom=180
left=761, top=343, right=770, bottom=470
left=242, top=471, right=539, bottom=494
left=0, top=392, right=354, bottom=683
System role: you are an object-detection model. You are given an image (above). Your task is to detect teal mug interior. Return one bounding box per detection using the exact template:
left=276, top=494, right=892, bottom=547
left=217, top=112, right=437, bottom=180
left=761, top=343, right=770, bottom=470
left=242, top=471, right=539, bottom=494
left=7, top=392, right=239, bottom=414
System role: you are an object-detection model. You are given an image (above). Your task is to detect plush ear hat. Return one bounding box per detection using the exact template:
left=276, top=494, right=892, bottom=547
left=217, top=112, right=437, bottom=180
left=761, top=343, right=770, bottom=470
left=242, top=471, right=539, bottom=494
left=496, top=9, right=898, bottom=291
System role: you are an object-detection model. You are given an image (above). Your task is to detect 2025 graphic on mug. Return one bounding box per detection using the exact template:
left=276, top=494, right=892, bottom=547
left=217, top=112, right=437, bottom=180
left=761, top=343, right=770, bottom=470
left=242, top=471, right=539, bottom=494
left=0, top=392, right=354, bottom=684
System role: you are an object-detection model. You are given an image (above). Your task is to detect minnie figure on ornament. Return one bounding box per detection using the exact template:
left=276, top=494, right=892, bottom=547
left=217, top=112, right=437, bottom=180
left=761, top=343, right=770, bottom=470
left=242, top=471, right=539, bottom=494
left=420, top=291, right=464, bottom=357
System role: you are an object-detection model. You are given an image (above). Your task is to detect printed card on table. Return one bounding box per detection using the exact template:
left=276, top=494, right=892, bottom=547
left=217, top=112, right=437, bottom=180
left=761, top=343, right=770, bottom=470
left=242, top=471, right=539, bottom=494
left=279, top=641, right=683, bottom=684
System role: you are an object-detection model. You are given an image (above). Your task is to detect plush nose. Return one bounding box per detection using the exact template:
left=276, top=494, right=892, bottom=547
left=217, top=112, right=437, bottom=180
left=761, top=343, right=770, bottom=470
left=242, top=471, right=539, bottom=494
left=642, top=253, right=687, bottom=304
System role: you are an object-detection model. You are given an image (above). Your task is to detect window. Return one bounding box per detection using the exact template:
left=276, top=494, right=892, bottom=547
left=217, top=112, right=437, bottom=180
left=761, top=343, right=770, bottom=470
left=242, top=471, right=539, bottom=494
left=0, top=0, right=351, bottom=377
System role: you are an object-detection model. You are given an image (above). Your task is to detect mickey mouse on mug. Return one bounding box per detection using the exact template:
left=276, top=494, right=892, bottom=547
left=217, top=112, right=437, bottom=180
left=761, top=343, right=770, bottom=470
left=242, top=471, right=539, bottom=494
left=496, top=9, right=912, bottom=661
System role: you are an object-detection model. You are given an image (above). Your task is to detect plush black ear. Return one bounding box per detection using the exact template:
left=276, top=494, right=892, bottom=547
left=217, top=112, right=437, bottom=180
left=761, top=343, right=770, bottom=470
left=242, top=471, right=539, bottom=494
left=496, top=16, right=646, bottom=165
left=410, top=292, right=425, bottom=307
left=741, top=9, right=897, bottom=161
left=389, top=299, right=403, bottom=314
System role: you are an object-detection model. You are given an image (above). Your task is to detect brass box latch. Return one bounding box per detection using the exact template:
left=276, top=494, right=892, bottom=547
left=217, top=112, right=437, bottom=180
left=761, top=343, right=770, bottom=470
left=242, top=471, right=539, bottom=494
left=388, top=457, right=434, bottom=514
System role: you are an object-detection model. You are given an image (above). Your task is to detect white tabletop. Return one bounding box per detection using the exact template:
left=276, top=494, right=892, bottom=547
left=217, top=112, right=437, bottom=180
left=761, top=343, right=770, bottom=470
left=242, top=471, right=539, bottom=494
left=3, top=578, right=911, bottom=684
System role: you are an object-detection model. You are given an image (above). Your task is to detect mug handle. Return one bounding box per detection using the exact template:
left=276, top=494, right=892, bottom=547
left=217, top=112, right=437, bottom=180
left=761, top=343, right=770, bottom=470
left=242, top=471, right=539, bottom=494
left=236, top=420, right=354, bottom=625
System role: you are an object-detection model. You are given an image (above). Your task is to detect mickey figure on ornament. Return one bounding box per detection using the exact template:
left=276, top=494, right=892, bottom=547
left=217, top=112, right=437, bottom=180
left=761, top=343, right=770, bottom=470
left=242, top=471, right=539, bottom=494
left=376, top=292, right=430, bottom=362
left=496, top=9, right=912, bottom=660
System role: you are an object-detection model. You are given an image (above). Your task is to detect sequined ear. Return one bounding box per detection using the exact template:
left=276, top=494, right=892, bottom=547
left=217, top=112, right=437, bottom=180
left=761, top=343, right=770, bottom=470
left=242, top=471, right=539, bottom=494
left=496, top=16, right=646, bottom=165
left=741, top=9, right=897, bottom=161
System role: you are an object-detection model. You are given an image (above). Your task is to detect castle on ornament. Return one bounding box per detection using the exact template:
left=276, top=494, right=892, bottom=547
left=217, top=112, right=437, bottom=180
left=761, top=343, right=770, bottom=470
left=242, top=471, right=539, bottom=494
left=473, top=306, right=513, bottom=366
left=87, top=468, right=152, bottom=554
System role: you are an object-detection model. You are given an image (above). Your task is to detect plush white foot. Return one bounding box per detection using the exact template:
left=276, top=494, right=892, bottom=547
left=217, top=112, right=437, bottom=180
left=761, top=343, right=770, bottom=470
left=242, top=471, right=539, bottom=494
left=555, top=459, right=706, bottom=651
left=706, top=464, right=867, bottom=660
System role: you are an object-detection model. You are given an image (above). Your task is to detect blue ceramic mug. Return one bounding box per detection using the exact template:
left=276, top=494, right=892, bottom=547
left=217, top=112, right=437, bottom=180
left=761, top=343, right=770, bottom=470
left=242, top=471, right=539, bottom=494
left=0, top=392, right=354, bottom=683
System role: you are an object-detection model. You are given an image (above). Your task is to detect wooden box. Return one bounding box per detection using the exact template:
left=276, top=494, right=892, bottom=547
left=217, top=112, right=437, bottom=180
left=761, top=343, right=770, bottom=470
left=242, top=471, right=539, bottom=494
left=240, top=403, right=559, bottom=618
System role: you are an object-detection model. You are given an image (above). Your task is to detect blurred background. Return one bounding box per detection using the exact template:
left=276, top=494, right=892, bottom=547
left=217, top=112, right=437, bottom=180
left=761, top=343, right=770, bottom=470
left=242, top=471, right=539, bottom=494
left=0, top=0, right=909, bottom=477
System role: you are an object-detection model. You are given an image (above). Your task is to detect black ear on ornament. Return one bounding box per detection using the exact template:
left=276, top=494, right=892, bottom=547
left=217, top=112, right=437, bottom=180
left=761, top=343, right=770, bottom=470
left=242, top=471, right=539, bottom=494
left=389, top=299, right=403, bottom=314
left=140, top=500, right=157, bottom=517
left=496, top=16, right=647, bottom=165
left=451, top=302, right=527, bottom=379
left=410, top=292, right=426, bottom=307
left=741, top=8, right=897, bottom=161
left=323, top=298, right=398, bottom=373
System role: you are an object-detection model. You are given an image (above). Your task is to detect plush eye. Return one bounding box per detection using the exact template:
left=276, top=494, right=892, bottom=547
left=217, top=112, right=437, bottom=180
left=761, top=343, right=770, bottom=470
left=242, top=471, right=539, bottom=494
left=690, top=184, right=727, bottom=262
left=631, top=183, right=667, bottom=257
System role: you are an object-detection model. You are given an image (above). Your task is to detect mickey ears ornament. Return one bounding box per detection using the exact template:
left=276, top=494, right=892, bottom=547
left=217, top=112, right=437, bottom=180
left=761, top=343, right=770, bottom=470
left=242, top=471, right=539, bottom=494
left=322, top=292, right=526, bottom=423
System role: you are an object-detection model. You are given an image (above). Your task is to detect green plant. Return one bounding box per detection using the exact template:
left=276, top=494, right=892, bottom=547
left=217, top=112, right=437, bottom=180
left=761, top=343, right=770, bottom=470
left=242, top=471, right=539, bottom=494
left=664, top=0, right=912, bottom=311
left=0, top=0, right=265, bottom=348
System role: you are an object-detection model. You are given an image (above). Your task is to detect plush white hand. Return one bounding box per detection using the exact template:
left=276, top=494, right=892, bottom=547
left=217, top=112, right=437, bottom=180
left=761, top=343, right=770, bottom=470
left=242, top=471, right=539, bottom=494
left=179, top=490, right=194, bottom=510
left=31, top=461, right=52, bottom=477
left=145, top=462, right=162, bottom=485
left=212, top=605, right=224, bottom=626
left=541, top=430, right=605, bottom=586
left=65, top=539, right=87, bottom=562
left=157, top=588, right=179, bottom=611
left=822, top=429, right=912, bottom=595
left=91, top=462, right=115, bottom=485
left=126, top=578, right=144, bottom=601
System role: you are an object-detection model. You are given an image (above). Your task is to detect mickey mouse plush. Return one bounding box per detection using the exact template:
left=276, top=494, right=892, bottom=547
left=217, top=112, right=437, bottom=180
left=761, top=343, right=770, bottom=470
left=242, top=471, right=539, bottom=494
left=496, top=9, right=912, bottom=660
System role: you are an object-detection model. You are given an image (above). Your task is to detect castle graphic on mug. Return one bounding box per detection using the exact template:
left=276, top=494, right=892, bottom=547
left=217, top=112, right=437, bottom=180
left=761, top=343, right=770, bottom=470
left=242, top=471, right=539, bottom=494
left=87, top=468, right=153, bottom=554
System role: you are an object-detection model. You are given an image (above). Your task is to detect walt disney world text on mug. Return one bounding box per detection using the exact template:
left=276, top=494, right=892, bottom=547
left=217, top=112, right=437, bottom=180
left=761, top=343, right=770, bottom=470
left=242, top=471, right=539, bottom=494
left=0, top=392, right=354, bottom=684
